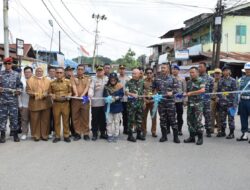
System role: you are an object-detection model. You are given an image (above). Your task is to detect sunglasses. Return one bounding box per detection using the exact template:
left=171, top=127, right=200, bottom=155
left=4, top=62, right=12, bottom=65
left=56, top=72, right=63, bottom=74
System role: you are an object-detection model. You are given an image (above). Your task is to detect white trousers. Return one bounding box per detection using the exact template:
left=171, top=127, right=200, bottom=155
left=106, top=113, right=122, bottom=137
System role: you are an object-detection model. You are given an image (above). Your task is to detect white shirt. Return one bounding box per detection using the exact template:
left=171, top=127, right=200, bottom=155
left=18, top=77, right=29, bottom=108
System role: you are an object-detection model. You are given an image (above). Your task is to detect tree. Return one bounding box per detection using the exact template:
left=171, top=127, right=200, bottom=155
left=137, top=54, right=147, bottom=67
left=114, top=48, right=139, bottom=69
left=72, top=56, right=113, bottom=65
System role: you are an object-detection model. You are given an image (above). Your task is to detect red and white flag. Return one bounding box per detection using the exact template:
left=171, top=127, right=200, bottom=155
left=79, top=45, right=90, bottom=57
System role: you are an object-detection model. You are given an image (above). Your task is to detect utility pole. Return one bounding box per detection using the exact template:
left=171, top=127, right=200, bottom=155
left=92, top=14, right=107, bottom=71
left=3, top=0, right=9, bottom=58
left=59, top=31, right=61, bottom=54
left=212, top=0, right=224, bottom=69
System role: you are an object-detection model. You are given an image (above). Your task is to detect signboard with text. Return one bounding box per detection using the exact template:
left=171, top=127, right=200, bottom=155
left=175, top=50, right=189, bottom=60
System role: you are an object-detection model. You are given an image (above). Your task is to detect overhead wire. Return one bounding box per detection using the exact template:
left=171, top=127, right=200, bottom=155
left=47, top=0, right=89, bottom=45
left=41, top=0, right=81, bottom=46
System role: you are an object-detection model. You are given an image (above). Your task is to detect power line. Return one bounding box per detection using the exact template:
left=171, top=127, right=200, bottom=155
left=61, top=0, right=93, bottom=35
left=65, top=0, right=214, bottom=10
left=60, top=0, right=149, bottom=47
left=41, top=0, right=80, bottom=46
left=15, top=0, right=52, bottom=40
left=47, top=0, right=88, bottom=45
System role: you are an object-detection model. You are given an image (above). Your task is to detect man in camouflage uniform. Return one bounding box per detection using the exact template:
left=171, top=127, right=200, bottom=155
left=125, top=68, right=144, bottom=142
left=184, top=67, right=205, bottom=145
left=217, top=65, right=237, bottom=139
left=198, top=62, right=214, bottom=137
left=153, top=63, right=180, bottom=143
left=0, top=57, right=23, bottom=143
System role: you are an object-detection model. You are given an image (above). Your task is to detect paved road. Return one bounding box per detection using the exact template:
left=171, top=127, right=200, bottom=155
left=0, top=112, right=250, bottom=190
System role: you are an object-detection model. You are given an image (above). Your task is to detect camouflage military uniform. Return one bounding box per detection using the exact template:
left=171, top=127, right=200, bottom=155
left=217, top=76, right=237, bottom=131
left=200, top=73, right=214, bottom=134
left=125, top=79, right=144, bottom=134
left=186, top=77, right=205, bottom=134
left=153, top=74, right=178, bottom=133
left=0, top=70, right=23, bottom=132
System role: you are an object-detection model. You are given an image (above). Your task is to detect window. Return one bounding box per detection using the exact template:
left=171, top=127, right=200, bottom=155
left=236, top=25, right=247, bottom=44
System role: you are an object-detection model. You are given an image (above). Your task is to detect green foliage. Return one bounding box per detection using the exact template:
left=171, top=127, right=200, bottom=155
left=72, top=56, right=113, bottom=65
left=114, top=48, right=140, bottom=69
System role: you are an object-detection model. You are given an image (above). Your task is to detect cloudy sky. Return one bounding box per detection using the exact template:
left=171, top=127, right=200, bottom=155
left=0, top=0, right=245, bottom=60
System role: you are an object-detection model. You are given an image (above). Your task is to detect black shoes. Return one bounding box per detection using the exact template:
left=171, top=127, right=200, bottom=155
left=127, top=134, right=136, bottom=142
left=64, top=137, right=71, bottom=143
left=83, top=135, right=90, bottom=141
left=217, top=131, right=226, bottom=137
left=92, top=135, right=97, bottom=141
left=136, top=131, right=145, bottom=141
left=159, top=128, right=167, bottom=142
left=100, top=133, right=108, bottom=140
left=73, top=134, right=81, bottom=141
left=226, top=129, right=235, bottom=139
left=0, top=131, right=6, bottom=143
left=196, top=131, right=203, bottom=145
left=13, top=132, right=20, bottom=142
left=53, top=138, right=61, bottom=143
left=206, top=129, right=212, bottom=137
left=173, top=130, right=180, bottom=144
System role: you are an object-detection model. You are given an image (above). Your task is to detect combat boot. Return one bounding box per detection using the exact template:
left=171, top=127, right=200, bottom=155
left=226, top=128, right=235, bottom=139
left=127, top=132, right=136, bottom=142
left=184, top=132, right=195, bottom=143
left=0, top=131, right=6, bottom=143
left=217, top=128, right=226, bottom=137
left=173, top=129, right=180, bottom=143
left=196, top=131, right=203, bottom=145
left=159, top=128, right=168, bottom=142
left=136, top=130, right=145, bottom=141
left=13, top=132, right=20, bottom=142
left=206, top=128, right=212, bottom=137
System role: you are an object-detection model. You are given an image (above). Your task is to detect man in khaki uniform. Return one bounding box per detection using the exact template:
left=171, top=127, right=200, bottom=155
left=49, top=67, right=72, bottom=143
left=211, top=68, right=222, bottom=136
left=71, top=64, right=91, bottom=141
left=142, top=68, right=157, bottom=138
left=26, top=67, right=52, bottom=141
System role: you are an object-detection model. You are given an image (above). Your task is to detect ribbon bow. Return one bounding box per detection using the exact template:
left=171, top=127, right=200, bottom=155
left=151, top=94, right=163, bottom=118
left=82, top=96, right=89, bottom=104
left=104, top=96, right=113, bottom=120
left=175, top=93, right=184, bottom=100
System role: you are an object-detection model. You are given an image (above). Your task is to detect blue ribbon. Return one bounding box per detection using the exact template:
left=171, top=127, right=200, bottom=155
left=175, top=93, right=184, bottom=100
left=228, top=107, right=236, bottom=117
left=104, top=96, right=113, bottom=120
left=151, top=94, right=163, bottom=118
left=82, top=96, right=89, bottom=104
left=128, top=95, right=136, bottom=101
left=201, top=93, right=210, bottom=100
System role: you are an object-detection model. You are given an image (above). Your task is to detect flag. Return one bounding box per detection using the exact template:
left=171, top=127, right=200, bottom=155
left=79, top=45, right=90, bottom=57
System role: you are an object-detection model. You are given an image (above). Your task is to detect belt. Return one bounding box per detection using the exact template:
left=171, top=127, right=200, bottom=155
left=241, top=96, right=250, bottom=100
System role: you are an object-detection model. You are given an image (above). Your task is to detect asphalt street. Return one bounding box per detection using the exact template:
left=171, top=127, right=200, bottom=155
left=0, top=111, right=250, bottom=190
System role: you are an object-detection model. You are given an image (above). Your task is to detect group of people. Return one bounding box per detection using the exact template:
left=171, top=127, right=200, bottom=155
left=1, top=56, right=250, bottom=146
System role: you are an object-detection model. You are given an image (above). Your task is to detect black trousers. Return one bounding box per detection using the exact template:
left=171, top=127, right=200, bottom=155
left=122, top=102, right=128, bottom=132
left=91, top=106, right=106, bottom=136
left=49, top=108, right=54, bottom=134
left=167, top=102, right=184, bottom=132
left=69, top=100, right=76, bottom=136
